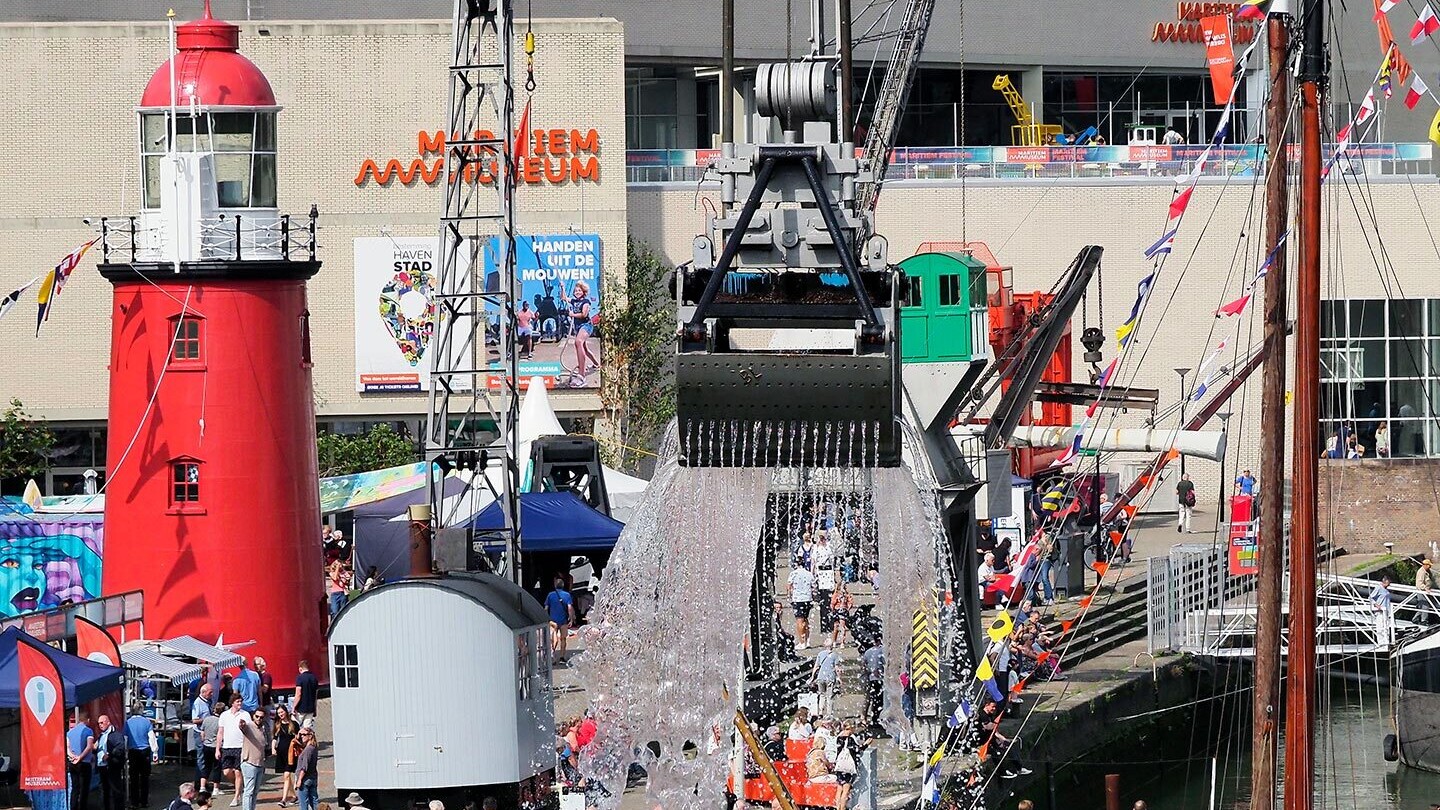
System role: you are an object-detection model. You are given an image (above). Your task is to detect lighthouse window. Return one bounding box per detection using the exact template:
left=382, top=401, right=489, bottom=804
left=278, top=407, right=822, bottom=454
left=171, top=318, right=202, bottom=362
left=171, top=462, right=200, bottom=504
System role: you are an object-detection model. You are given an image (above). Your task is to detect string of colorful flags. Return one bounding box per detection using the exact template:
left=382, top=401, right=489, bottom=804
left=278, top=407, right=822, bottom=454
left=0, top=238, right=98, bottom=335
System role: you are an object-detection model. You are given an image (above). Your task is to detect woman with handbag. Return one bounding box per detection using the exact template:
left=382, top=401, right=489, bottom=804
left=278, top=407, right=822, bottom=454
left=832, top=720, right=867, bottom=809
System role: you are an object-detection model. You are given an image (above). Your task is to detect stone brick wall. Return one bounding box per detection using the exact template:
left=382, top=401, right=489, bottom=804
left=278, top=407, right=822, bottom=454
left=1319, top=458, right=1440, bottom=554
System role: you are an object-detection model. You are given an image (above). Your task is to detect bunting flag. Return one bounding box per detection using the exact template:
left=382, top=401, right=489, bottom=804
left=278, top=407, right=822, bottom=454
left=1375, top=11, right=1414, bottom=85
left=1216, top=295, right=1251, bottom=317
left=0, top=279, right=35, bottom=322
left=1379, top=49, right=1395, bottom=97
left=1086, top=359, right=1121, bottom=417
left=1431, top=108, right=1440, bottom=146
left=1236, top=0, right=1270, bottom=19
left=986, top=610, right=1015, bottom=643
left=1167, top=187, right=1195, bottom=220
left=1411, top=4, right=1439, bottom=44
left=921, top=761, right=943, bottom=805
left=975, top=657, right=994, bottom=683
left=1059, top=618, right=1074, bottom=634
left=1093, top=561, right=1110, bottom=578
left=34, top=238, right=98, bottom=336
left=1143, top=228, right=1178, bottom=259
left=1053, top=430, right=1084, bottom=467
left=1355, top=89, right=1378, bottom=124
left=983, top=677, right=1005, bottom=702
left=1191, top=338, right=1230, bottom=402
left=946, top=698, right=974, bottom=728
left=1117, top=272, right=1157, bottom=347
left=1036, top=650, right=1053, bottom=665
left=1376, top=0, right=1400, bottom=19
left=1078, top=595, right=1094, bottom=609
left=1405, top=75, right=1430, bottom=109
left=1110, top=529, right=1126, bottom=546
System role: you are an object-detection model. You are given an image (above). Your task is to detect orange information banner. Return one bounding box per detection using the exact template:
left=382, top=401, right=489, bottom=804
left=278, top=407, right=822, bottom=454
left=1201, top=15, right=1237, bottom=105
left=17, top=640, right=67, bottom=790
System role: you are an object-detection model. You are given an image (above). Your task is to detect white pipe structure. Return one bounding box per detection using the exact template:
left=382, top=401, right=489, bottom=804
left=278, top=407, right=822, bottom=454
left=1008, top=424, right=1228, bottom=462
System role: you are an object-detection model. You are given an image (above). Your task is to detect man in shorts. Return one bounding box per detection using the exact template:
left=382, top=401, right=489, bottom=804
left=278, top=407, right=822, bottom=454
left=545, top=577, right=576, bottom=665
left=216, top=695, right=250, bottom=805
left=788, top=560, right=815, bottom=650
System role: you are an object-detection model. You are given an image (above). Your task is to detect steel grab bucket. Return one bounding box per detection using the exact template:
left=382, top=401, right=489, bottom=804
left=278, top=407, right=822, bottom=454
left=675, top=352, right=900, bottom=468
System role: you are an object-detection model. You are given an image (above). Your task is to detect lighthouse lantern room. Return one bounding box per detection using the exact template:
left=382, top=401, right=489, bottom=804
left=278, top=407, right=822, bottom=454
left=97, top=1, right=325, bottom=687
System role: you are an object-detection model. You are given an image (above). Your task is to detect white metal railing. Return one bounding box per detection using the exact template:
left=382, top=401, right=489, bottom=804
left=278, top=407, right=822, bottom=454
left=1148, top=542, right=1440, bottom=656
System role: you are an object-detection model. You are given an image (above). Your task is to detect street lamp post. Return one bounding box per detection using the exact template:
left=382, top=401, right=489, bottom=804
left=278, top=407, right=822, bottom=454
left=1217, top=410, right=1233, bottom=527
left=1174, top=367, right=1192, bottom=476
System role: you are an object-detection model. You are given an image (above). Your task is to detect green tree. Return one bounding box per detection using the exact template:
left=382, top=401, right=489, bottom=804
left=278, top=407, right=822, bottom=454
left=316, top=423, right=417, bottom=477
left=0, top=399, right=55, bottom=485
left=599, top=238, right=676, bottom=473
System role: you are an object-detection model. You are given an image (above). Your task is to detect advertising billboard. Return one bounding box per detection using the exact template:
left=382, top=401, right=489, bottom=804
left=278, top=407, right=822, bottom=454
left=353, top=236, right=470, bottom=393
left=483, top=234, right=603, bottom=389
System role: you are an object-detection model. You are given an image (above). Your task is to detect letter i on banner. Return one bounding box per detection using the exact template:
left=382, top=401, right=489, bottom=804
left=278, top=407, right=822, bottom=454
left=18, top=640, right=67, bottom=791
left=1200, top=16, right=1237, bottom=104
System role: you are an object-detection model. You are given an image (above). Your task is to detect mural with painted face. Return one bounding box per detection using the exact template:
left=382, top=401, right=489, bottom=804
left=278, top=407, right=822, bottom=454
left=0, top=518, right=103, bottom=616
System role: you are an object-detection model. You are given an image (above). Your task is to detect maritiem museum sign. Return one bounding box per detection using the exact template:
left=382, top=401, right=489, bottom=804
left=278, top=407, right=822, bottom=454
left=355, top=124, right=602, bottom=187
left=1152, top=3, right=1260, bottom=43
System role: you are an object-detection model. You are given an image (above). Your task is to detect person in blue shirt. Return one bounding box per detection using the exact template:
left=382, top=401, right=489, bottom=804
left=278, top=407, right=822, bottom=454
left=125, top=705, right=160, bottom=809
left=1235, top=469, right=1257, bottom=497
left=232, top=662, right=261, bottom=712
left=545, top=577, right=575, bottom=666
left=67, top=713, right=96, bottom=810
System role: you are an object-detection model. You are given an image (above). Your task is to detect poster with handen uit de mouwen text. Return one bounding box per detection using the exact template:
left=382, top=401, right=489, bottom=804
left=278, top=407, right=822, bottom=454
left=353, top=236, right=471, bottom=393
left=483, top=234, right=603, bottom=389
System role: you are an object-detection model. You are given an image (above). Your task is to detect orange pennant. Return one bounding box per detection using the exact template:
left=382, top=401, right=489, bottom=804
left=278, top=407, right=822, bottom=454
left=1110, top=530, right=1125, bottom=547
left=1011, top=677, right=1027, bottom=694
left=1138, top=475, right=1153, bottom=488
left=1078, top=595, right=1094, bottom=609
left=1093, top=561, right=1110, bottom=578
left=1122, top=504, right=1138, bottom=518
left=1036, top=650, right=1052, bottom=664
left=1164, top=448, right=1180, bottom=461
left=977, top=742, right=990, bottom=763
left=1060, top=618, right=1074, bottom=633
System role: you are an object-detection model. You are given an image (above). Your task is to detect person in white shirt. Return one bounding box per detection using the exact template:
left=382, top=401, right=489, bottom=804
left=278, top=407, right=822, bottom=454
left=811, top=534, right=837, bottom=634
left=216, top=696, right=252, bottom=805
left=978, top=552, right=999, bottom=585
left=1370, top=575, right=1395, bottom=645
left=787, top=562, right=816, bottom=649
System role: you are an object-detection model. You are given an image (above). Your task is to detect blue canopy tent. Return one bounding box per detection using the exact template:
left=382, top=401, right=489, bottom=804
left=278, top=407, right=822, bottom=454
left=465, top=491, right=624, bottom=552
left=0, top=627, right=124, bottom=706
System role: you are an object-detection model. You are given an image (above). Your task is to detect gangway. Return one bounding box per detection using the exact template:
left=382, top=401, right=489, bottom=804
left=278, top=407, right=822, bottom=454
left=1148, top=542, right=1440, bottom=658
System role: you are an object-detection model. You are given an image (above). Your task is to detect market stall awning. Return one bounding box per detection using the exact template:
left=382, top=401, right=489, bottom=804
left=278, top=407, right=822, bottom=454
left=158, top=636, right=244, bottom=669
left=466, top=491, right=624, bottom=552
left=121, top=646, right=205, bottom=685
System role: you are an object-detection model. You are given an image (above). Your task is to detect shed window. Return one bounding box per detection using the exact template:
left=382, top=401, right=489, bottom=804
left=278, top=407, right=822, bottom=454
left=334, top=644, right=359, bottom=688
left=171, top=317, right=202, bottom=362
left=171, top=461, right=200, bottom=504
left=938, top=274, right=965, bottom=307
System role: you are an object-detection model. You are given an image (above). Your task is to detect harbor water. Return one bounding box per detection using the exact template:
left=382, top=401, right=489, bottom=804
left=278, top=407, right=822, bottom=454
left=1060, top=681, right=1440, bottom=810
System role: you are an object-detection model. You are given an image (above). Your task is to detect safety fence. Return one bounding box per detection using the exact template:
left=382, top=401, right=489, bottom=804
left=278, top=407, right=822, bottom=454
left=627, top=142, right=1435, bottom=184
left=1147, top=540, right=1440, bottom=657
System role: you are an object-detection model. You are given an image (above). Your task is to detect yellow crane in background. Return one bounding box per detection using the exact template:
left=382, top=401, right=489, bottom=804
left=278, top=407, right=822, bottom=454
left=992, top=74, right=1062, bottom=146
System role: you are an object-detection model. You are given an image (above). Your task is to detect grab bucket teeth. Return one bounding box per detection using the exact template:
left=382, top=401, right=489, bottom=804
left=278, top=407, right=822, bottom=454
left=675, top=353, right=899, bottom=468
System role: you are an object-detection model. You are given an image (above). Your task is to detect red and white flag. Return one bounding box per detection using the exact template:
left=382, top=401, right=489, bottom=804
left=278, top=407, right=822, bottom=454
left=1411, top=3, right=1439, bottom=43
left=1355, top=89, right=1378, bottom=124
left=17, top=639, right=66, bottom=791
left=1405, top=75, right=1430, bottom=109
left=1375, top=0, right=1400, bottom=19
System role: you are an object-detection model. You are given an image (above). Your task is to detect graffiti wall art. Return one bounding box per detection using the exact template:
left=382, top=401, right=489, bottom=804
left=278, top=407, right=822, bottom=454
left=0, top=517, right=103, bottom=617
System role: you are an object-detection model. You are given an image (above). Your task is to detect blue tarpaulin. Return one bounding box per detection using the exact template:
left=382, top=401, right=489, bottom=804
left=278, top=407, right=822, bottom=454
left=466, top=492, right=624, bottom=552
left=0, top=626, right=124, bottom=706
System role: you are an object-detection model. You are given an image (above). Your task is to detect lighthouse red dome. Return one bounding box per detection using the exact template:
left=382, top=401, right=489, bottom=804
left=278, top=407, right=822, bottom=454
left=139, top=1, right=275, bottom=108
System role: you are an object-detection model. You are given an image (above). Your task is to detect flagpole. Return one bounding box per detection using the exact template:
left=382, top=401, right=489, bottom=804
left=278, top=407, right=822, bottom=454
left=167, top=8, right=179, bottom=274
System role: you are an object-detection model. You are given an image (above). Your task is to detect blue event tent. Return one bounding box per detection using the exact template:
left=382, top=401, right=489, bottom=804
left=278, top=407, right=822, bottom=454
left=0, top=627, right=124, bottom=706
left=466, top=491, right=624, bottom=552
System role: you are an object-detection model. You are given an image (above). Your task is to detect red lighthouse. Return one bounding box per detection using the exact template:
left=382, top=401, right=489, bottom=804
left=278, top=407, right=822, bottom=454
left=98, top=1, right=324, bottom=687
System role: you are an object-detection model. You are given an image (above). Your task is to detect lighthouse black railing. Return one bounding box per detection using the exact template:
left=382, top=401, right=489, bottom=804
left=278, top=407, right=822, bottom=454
left=95, top=205, right=319, bottom=264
